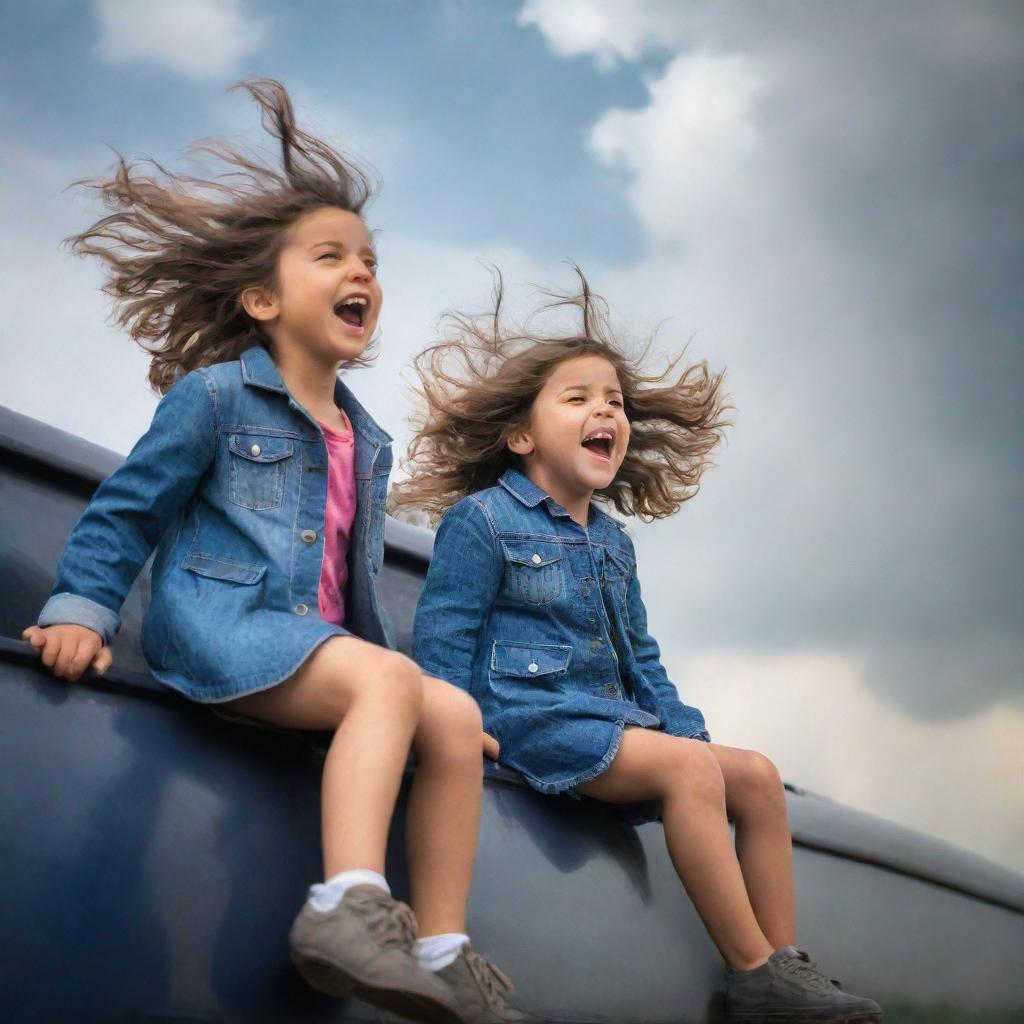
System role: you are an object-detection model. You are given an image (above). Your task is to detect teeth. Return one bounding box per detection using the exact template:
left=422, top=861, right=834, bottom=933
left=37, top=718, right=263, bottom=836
left=343, top=296, right=368, bottom=306
left=582, top=432, right=612, bottom=455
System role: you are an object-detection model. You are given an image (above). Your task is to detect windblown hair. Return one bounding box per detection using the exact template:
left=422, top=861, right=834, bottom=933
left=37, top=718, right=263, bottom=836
left=67, top=78, right=377, bottom=394
left=392, top=270, right=730, bottom=522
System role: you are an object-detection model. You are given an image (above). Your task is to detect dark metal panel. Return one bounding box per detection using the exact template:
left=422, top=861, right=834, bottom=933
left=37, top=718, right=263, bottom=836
left=0, top=404, right=124, bottom=485
left=3, top=663, right=1023, bottom=1023
left=4, top=401, right=1024, bottom=1022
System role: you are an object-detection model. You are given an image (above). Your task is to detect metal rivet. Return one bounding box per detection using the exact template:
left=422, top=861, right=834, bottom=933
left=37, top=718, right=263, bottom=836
left=531, top=553, right=542, bottom=565
left=528, top=662, right=539, bottom=673
left=300, top=529, right=317, bottom=544
left=294, top=604, right=309, bottom=616
left=250, top=443, right=262, bottom=457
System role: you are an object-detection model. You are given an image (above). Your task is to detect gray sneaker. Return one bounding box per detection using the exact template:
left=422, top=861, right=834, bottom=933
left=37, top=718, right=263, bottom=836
left=436, top=943, right=525, bottom=1023
left=725, top=946, right=883, bottom=1023
left=289, top=884, right=469, bottom=1024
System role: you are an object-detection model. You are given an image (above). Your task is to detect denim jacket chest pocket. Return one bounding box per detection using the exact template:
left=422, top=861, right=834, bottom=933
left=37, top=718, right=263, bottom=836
left=499, top=539, right=564, bottom=606
left=227, top=433, right=295, bottom=510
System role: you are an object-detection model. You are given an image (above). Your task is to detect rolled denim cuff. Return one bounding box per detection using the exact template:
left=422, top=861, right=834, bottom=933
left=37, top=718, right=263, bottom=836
left=38, top=593, right=120, bottom=645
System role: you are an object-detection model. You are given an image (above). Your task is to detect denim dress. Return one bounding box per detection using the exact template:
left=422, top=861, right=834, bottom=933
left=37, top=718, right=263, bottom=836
left=412, top=469, right=709, bottom=794
left=38, top=345, right=394, bottom=701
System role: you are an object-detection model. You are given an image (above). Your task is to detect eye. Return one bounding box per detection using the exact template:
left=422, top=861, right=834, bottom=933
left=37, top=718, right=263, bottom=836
left=609, top=398, right=624, bottom=408
left=567, top=396, right=586, bottom=403
left=362, top=255, right=379, bottom=275
left=316, top=252, right=340, bottom=261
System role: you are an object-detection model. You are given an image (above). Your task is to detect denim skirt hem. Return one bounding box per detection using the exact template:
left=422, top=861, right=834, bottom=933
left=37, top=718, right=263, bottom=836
left=514, top=717, right=637, bottom=796
left=148, top=620, right=354, bottom=703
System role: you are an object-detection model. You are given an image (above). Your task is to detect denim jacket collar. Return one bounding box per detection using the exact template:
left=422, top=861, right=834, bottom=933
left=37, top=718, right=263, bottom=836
left=499, top=468, right=572, bottom=519
left=239, top=345, right=392, bottom=447
left=240, top=344, right=288, bottom=394
left=336, top=383, right=393, bottom=448
left=497, top=467, right=626, bottom=533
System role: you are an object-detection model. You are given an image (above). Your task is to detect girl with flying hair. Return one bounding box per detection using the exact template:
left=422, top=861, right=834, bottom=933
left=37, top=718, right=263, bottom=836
left=401, top=274, right=882, bottom=1024
left=23, top=80, right=521, bottom=1024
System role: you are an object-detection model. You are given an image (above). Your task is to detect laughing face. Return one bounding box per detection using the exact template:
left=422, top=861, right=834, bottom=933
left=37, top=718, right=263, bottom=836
left=509, top=354, right=630, bottom=520
left=245, top=205, right=382, bottom=366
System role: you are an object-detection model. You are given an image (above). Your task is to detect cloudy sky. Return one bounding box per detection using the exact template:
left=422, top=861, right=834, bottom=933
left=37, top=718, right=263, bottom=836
left=2, top=1, right=1021, bottom=873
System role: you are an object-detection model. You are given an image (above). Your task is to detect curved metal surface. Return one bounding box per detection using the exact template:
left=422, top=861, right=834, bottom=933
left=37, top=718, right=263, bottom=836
left=3, top=402, right=1024, bottom=1023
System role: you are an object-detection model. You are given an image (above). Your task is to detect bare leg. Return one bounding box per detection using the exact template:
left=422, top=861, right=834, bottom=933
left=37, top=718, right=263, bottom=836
left=224, top=636, right=423, bottom=877
left=709, top=744, right=796, bottom=950
left=577, top=728, right=773, bottom=970
left=405, top=676, right=485, bottom=937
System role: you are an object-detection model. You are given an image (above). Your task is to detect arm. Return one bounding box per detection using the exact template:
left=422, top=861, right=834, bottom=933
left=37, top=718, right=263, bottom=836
left=413, top=495, right=502, bottom=701
left=626, top=562, right=711, bottom=742
left=35, top=370, right=218, bottom=645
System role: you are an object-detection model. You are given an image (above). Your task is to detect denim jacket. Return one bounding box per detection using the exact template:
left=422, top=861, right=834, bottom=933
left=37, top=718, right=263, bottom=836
left=412, top=468, right=709, bottom=794
left=38, top=345, right=394, bottom=701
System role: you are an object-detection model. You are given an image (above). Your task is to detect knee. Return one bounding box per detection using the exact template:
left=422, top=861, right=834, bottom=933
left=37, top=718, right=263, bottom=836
left=446, top=687, right=484, bottom=743
left=741, top=750, right=784, bottom=795
left=663, top=740, right=725, bottom=805
left=731, top=750, right=786, bottom=814
left=420, top=683, right=484, bottom=761
left=368, top=652, right=424, bottom=718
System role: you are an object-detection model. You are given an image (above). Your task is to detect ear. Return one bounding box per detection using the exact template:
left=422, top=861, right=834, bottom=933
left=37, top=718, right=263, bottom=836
left=240, top=284, right=279, bottom=323
left=506, top=425, right=534, bottom=456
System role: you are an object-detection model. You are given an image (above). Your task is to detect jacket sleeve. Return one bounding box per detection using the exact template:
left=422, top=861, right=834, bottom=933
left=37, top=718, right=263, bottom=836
left=37, top=370, right=218, bottom=643
left=625, top=553, right=711, bottom=742
left=412, top=495, right=502, bottom=697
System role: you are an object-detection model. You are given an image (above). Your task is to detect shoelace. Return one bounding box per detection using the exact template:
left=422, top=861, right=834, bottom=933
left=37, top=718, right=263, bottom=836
left=353, top=890, right=417, bottom=951
left=462, top=944, right=515, bottom=1011
left=775, top=949, right=837, bottom=994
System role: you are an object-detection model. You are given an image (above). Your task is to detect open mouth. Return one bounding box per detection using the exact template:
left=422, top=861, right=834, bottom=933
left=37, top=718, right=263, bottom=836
left=581, top=435, right=613, bottom=459
left=333, top=297, right=368, bottom=329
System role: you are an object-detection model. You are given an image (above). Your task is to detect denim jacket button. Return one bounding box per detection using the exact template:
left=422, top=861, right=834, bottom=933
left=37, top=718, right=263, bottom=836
left=528, top=662, right=539, bottom=673
left=300, top=529, right=317, bottom=544
left=602, top=684, right=618, bottom=697
left=530, top=553, right=542, bottom=565
left=294, top=603, right=309, bottom=616
left=250, top=443, right=261, bottom=457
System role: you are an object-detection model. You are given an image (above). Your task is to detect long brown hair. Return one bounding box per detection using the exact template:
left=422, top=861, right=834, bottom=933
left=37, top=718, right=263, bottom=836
left=392, top=270, right=730, bottom=521
left=67, top=78, right=378, bottom=394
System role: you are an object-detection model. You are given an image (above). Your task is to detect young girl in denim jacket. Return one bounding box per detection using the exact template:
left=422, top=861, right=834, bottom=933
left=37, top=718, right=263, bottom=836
left=399, top=275, right=882, bottom=1024
left=22, top=80, right=520, bottom=1024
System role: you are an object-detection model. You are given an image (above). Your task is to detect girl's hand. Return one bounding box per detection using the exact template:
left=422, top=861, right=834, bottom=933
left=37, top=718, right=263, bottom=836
left=21, top=624, right=113, bottom=681
left=482, top=732, right=500, bottom=761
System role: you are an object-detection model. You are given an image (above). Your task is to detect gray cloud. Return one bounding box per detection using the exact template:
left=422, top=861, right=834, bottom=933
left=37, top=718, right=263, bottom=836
left=526, top=1, right=1024, bottom=717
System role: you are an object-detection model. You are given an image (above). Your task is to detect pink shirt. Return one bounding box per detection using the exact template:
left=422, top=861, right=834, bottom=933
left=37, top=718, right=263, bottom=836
left=317, top=414, right=358, bottom=626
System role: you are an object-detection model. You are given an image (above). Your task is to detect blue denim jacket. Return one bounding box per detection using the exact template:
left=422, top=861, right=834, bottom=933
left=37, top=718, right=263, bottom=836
left=38, top=345, right=394, bottom=701
left=412, top=468, right=709, bottom=794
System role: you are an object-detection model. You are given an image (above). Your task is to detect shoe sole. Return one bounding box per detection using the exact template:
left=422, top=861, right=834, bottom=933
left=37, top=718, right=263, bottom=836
left=291, top=949, right=468, bottom=1024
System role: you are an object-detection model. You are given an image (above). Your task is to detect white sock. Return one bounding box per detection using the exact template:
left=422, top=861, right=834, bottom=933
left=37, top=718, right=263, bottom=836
left=308, top=869, right=390, bottom=912
left=414, top=933, right=469, bottom=972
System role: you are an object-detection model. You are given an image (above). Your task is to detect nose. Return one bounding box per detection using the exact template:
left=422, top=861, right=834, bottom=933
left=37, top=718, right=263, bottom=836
left=347, top=256, right=373, bottom=281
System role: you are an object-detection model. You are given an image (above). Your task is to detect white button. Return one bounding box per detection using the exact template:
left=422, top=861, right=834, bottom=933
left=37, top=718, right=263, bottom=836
left=300, top=529, right=317, bottom=543
left=294, top=604, right=309, bottom=616
left=531, top=553, right=542, bottom=565
left=528, top=662, right=538, bottom=673
left=250, top=444, right=262, bottom=457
